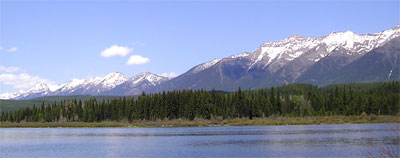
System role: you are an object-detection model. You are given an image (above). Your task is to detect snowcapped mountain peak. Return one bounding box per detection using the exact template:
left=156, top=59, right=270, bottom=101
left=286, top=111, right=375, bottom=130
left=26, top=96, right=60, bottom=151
left=285, top=35, right=305, bottom=41
left=144, top=73, right=168, bottom=86
left=377, top=24, right=400, bottom=41
left=248, top=35, right=321, bottom=69
left=101, top=72, right=128, bottom=88
left=28, top=83, right=50, bottom=92
left=0, top=90, right=26, bottom=100
left=53, top=72, right=128, bottom=94
left=322, top=26, right=400, bottom=53
left=132, top=72, right=158, bottom=80
left=60, top=78, right=85, bottom=92
left=27, top=83, right=61, bottom=93
left=192, top=58, right=222, bottom=74
left=322, top=30, right=362, bottom=52
left=326, top=31, right=357, bottom=40
left=246, top=25, right=400, bottom=70
left=131, top=72, right=168, bottom=86
left=230, top=52, right=251, bottom=58
left=0, top=82, right=63, bottom=99
left=327, top=30, right=355, bottom=36
left=1, top=71, right=169, bottom=99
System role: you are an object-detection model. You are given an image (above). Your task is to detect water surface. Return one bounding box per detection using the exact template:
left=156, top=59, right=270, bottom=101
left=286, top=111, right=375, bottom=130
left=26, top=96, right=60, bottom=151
left=1, top=123, right=399, bottom=157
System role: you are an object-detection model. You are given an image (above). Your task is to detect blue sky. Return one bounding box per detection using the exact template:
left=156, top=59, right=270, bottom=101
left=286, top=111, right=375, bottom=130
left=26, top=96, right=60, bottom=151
left=0, top=0, right=399, bottom=93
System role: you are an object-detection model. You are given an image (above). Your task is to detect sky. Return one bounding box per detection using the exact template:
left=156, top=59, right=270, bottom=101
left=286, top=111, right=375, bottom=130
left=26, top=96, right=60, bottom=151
left=0, top=0, right=399, bottom=93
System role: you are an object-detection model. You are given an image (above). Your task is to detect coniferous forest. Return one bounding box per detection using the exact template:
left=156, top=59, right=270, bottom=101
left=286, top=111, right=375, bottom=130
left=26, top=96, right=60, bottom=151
left=1, top=82, right=399, bottom=123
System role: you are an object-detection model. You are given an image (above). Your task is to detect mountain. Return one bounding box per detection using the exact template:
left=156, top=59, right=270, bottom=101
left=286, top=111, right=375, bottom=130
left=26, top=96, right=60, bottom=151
left=319, top=37, right=400, bottom=85
left=53, top=72, right=129, bottom=96
left=104, top=72, right=169, bottom=96
left=155, top=25, right=400, bottom=92
left=0, top=83, right=63, bottom=100
left=154, top=53, right=255, bottom=92
left=0, top=72, right=168, bottom=100
left=1, top=25, right=399, bottom=100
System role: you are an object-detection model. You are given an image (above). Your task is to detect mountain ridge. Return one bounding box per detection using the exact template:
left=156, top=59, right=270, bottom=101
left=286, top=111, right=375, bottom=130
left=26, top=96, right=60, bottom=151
left=153, top=25, right=400, bottom=92
left=1, top=25, right=399, bottom=100
left=0, top=72, right=168, bottom=99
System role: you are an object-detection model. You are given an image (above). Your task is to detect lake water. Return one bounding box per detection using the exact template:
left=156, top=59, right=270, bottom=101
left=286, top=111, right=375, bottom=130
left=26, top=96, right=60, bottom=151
left=1, top=123, right=399, bottom=157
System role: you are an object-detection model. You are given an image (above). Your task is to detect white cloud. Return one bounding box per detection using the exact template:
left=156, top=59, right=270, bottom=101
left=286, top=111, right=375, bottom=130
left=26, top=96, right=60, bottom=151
left=101, top=45, right=133, bottom=57
left=159, top=72, right=178, bottom=78
left=0, top=66, right=20, bottom=73
left=126, top=55, right=150, bottom=65
left=7, top=47, right=18, bottom=52
left=0, top=46, right=3, bottom=51
left=0, top=73, right=54, bottom=89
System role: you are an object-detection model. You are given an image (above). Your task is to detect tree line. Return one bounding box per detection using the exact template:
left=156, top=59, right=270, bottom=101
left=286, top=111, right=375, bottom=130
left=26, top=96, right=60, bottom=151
left=1, top=82, right=399, bottom=122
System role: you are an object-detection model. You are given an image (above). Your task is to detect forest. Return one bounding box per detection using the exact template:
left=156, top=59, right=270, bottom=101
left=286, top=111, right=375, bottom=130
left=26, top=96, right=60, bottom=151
left=1, top=82, right=399, bottom=123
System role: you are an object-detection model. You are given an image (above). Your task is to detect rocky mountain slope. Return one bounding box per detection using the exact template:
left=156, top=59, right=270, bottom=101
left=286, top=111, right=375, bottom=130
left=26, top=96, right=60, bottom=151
left=154, top=25, right=400, bottom=92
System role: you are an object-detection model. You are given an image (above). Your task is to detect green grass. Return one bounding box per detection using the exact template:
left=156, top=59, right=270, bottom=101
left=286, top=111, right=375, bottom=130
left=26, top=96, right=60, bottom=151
left=1, top=115, right=398, bottom=128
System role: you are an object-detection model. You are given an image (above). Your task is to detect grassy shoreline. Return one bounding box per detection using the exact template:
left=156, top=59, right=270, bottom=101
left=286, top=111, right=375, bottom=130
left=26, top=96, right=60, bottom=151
left=1, top=115, right=399, bottom=128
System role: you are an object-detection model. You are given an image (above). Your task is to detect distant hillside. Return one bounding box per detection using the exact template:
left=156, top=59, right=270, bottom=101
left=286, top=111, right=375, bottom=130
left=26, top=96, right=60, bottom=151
left=1, top=82, right=396, bottom=112
left=0, top=96, right=132, bottom=112
left=2, top=81, right=398, bottom=124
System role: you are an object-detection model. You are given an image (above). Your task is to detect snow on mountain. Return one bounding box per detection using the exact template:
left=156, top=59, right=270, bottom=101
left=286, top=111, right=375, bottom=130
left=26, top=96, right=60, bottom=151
left=91, top=72, right=128, bottom=89
left=0, top=90, right=26, bottom=100
left=321, top=26, right=400, bottom=54
left=2, top=25, right=399, bottom=100
left=103, top=72, right=169, bottom=96
left=189, top=52, right=251, bottom=75
left=103, top=72, right=128, bottom=87
left=184, top=25, right=400, bottom=74
left=48, top=84, right=63, bottom=92
left=323, top=31, right=364, bottom=52
left=0, top=82, right=63, bottom=100
left=130, top=72, right=168, bottom=86
left=55, top=72, right=128, bottom=94
left=251, top=35, right=321, bottom=69
left=59, top=79, right=85, bottom=93
left=27, top=83, right=53, bottom=94
left=55, top=72, right=128, bottom=95
left=245, top=25, right=400, bottom=70
left=17, top=83, right=55, bottom=98
left=1, top=72, right=166, bottom=100
left=229, top=52, right=251, bottom=59
left=192, top=58, right=222, bottom=74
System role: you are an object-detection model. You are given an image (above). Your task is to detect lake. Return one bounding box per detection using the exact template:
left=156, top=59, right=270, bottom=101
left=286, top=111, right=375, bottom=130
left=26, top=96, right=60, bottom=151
left=1, top=123, right=399, bottom=157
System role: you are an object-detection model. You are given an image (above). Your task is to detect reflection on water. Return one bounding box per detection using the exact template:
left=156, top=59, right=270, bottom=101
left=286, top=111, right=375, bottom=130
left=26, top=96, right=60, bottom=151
left=1, top=123, right=399, bottom=158
left=190, top=136, right=398, bottom=146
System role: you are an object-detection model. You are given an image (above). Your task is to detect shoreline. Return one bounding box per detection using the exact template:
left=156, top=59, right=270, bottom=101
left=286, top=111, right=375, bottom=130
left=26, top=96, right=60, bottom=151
left=1, top=115, right=399, bottom=128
